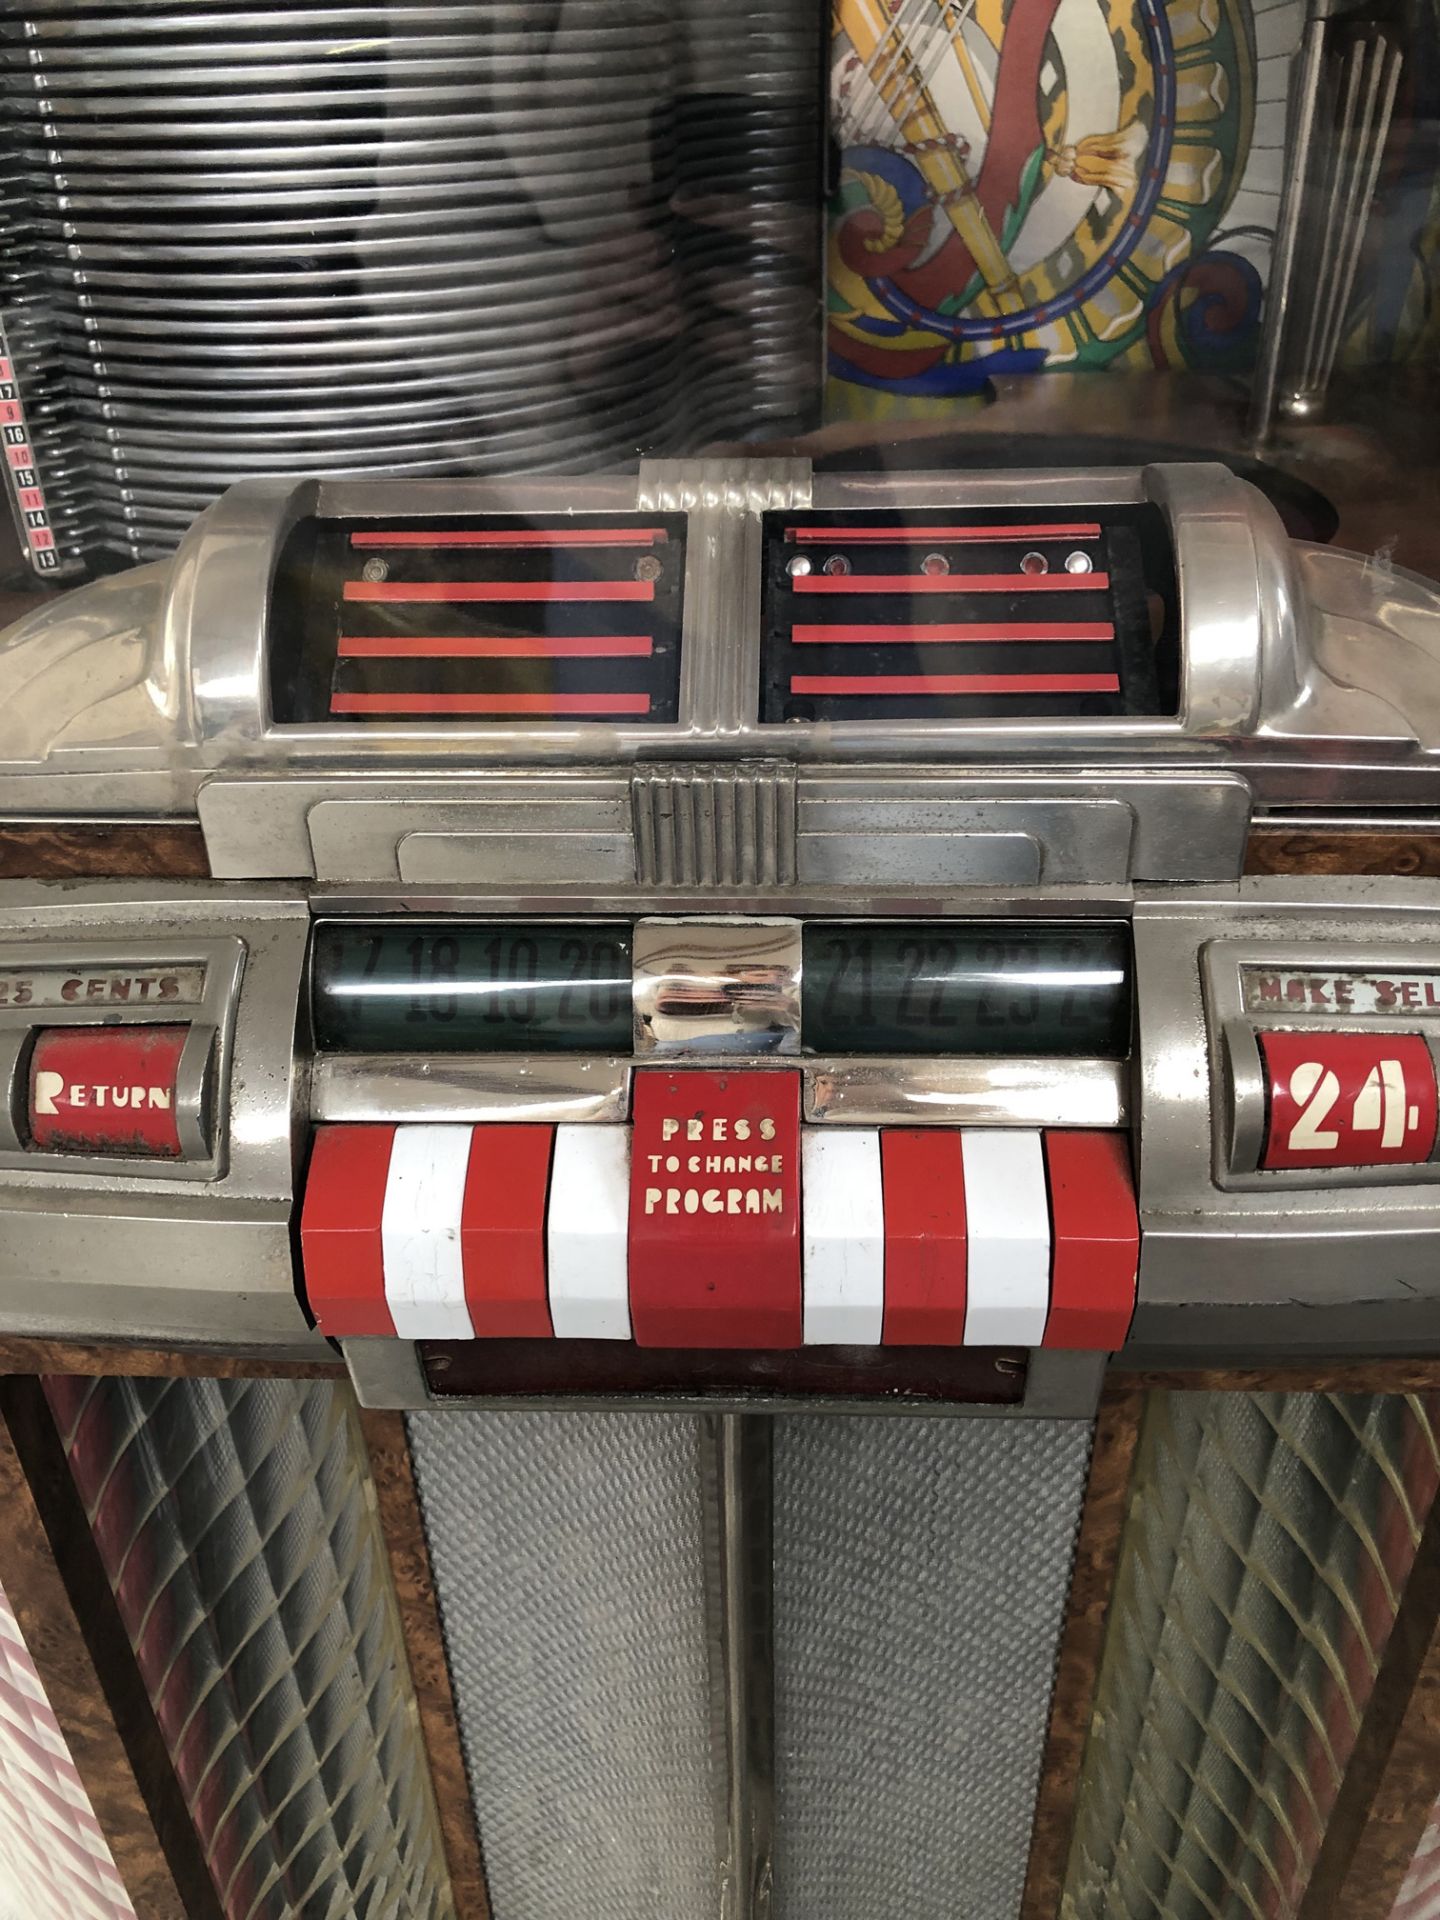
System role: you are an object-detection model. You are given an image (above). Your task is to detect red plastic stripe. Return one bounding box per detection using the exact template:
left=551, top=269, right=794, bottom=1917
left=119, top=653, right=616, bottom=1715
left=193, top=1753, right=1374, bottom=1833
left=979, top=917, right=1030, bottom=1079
left=628, top=1070, right=802, bottom=1348
left=343, top=580, right=654, bottom=603
left=792, top=573, right=1109, bottom=595
left=791, top=621, right=1115, bottom=644
left=880, top=1131, right=967, bottom=1345
left=789, top=673, right=1120, bottom=696
left=792, top=523, right=1101, bottom=543
left=337, top=633, right=654, bottom=659
left=1043, top=1132, right=1139, bottom=1351
left=300, top=1125, right=398, bottom=1337
left=329, top=691, right=651, bottom=716
left=461, top=1125, right=556, bottom=1338
left=351, top=528, right=667, bottom=548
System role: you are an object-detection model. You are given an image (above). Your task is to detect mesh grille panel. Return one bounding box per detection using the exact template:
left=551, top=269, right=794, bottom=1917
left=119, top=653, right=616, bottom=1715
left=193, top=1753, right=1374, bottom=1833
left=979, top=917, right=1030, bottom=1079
left=43, top=1375, right=452, bottom=1920
left=1063, top=1390, right=1440, bottom=1920
left=406, top=1410, right=715, bottom=1920
left=0, top=1574, right=136, bottom=1920
left=771, top=1415, right=1093, bottom=1920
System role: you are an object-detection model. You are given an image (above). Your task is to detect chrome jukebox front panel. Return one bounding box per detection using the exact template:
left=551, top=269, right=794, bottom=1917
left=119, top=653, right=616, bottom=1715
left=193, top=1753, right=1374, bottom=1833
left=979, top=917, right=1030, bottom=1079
left=4, top=461, right=1440, bottom=1400
left=0, top=880, right=1438, bottom=1405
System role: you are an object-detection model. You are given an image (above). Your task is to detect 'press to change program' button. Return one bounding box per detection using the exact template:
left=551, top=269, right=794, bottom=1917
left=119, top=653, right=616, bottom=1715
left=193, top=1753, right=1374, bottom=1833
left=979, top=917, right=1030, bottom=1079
left=28, top=1025, right=191, bottom=1158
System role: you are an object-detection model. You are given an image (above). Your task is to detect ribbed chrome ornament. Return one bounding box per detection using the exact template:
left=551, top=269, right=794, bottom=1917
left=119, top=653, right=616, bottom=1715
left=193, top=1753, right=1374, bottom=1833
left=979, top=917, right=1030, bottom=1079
left=0, top=3, right=823, bottom=571
left=42, top=1375, right=454, bottom=1920
left=1063, top=1389, right=1440, bottom=1920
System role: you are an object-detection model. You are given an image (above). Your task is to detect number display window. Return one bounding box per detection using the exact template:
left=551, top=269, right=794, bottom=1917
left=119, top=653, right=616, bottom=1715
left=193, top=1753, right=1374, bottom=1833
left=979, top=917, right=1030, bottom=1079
left=800, top=922, right=1132, bottom=1058
left=311, top=923, right=633, bottom=1054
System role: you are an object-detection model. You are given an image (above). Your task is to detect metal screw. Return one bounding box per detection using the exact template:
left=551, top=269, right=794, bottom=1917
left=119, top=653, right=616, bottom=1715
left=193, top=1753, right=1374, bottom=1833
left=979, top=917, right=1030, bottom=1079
left=634, top=554, right=662, bottom=582
left=1065, top=551, right=1094, bottom=575
left=786, top=554, right=812, bottom=578
left=361, top=557, right=389, bottom=583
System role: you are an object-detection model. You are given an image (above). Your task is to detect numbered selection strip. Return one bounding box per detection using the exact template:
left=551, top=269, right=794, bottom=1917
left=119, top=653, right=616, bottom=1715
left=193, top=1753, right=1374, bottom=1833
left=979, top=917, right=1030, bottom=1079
left=1222, top=1018, right=1440, bottom=1184
left=0, top=325, right=62, bottom=577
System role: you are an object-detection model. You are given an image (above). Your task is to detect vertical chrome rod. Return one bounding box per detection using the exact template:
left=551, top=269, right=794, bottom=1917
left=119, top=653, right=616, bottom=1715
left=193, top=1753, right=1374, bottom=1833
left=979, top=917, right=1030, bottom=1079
left=701, top=1413, right=776, bottom=1920
left=1295, top=44, right=1365, bottom=396
left=1310, top=39, right=1401, bottom=397
left=1247, top=2, right=1330, bottom=447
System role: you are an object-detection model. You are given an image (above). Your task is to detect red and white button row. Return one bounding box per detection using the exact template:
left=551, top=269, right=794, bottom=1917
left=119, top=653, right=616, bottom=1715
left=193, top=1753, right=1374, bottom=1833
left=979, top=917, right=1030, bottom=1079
left=302, top=1071, right=1137, bottom=1350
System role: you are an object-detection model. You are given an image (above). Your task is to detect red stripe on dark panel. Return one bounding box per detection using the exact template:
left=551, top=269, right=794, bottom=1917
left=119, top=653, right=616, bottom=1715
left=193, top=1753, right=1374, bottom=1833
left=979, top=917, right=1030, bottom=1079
left=330, top=691, right=652, bottom=716
left=344, top=580, right=654, bottom=603
left=351, top=528, right=667, bottom=548
left=791, top=621, right=1115, bottom=644
left=792, top=573, right=1109, bottom=595
left=1043, top=1132, right=1139, bottom=1351
left=789, top=673, right=1121, bottom=696
left=337, top=634, right=654, bottom=659
left=792, top=523, right=1101, bottom=543
left=300, top=1125, right=397, bottom=1337
left=462, top=1125, right=556, bottom=1339
left=881, top=1131, right=967, bottom=1346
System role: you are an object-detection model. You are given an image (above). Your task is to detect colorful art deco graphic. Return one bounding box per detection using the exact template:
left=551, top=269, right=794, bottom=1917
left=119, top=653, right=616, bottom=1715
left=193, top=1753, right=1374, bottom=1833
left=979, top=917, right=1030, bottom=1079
left=827, top=0, right=1304, bottom=407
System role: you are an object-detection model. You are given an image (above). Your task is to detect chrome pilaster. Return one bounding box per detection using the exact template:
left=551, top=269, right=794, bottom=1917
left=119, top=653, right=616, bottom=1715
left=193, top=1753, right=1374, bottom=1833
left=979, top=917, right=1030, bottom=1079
left=701, top=1413, right=776, bottom=1920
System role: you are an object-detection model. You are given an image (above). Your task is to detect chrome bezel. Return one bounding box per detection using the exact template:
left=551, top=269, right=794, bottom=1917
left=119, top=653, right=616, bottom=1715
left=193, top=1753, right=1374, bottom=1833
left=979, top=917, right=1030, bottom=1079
left=0, top=936, right=244, bottom=1181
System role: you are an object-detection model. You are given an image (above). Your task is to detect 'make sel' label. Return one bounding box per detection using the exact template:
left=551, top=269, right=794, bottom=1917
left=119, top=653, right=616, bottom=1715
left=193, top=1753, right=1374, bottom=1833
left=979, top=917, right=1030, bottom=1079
left=1242, top=966, right=1440, bottom=1017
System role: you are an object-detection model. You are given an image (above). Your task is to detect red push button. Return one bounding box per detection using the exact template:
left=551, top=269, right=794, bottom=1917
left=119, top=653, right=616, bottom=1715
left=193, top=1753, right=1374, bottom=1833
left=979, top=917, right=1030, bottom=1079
left=1259, top=1030, right=1439, bottom=1170
left=628, top=1069, right=801, bottom=1348
left=1043, top=1131, right=1138, bottom=1350
left=28, top=1025, right=190, bottom=1158
left=880, top=1131, right=967, bottom=1345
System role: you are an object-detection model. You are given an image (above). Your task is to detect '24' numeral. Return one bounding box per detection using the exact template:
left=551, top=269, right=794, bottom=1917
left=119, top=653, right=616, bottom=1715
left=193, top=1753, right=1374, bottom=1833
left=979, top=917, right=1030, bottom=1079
left=1287, top=1058, right=1410, bottom=1152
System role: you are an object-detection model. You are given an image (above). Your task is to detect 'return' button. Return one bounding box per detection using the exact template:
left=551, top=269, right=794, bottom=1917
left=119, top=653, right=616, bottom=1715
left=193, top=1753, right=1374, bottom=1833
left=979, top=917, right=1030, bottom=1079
left=27, top=1025, right=198, bottom=1159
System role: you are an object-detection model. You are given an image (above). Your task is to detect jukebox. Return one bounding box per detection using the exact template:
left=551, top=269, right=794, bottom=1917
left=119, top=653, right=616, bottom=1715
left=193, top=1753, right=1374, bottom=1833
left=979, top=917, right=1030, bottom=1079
left=2, top=6, right=1440, bottom=1920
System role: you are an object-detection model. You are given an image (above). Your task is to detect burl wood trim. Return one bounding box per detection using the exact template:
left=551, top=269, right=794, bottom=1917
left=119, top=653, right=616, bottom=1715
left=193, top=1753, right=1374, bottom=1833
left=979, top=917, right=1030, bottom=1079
left=1295, top=1447, right=1440, bottom=1920
left=1018, top=1383, right=1146, bottom=1920
left=0, top=822, right=210, bottom=879
left=0, top=1376, right=223, bottom=1920
left=0, top=1335, right=339, bottom=1380
left=360, top=1407, right=491, bottom=1920
left=1246, top=828, right=1440, bottom=878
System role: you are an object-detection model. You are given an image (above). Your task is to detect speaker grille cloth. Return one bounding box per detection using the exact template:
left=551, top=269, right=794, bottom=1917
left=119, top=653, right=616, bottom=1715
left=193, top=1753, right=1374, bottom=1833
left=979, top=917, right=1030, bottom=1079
left=42, top=1375, right=453, bottom=1920
left=1063, top=1390, right=1440, bottom=1920
left=771, top=1415, right=1093, bottom=1920
left=406, top=1410, right=715, bottom=1920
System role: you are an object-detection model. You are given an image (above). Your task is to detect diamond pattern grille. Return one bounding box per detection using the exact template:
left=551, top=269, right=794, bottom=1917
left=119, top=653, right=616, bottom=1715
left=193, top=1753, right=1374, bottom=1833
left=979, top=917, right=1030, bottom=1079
left=1390, top=1795, right=1440, bottom=1920
left=42, top=1376, right=453, bottom=1920
left=0, top=1573, right=136, bottom=1920
left=1063, top=1389, right=1440, bottom=1920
